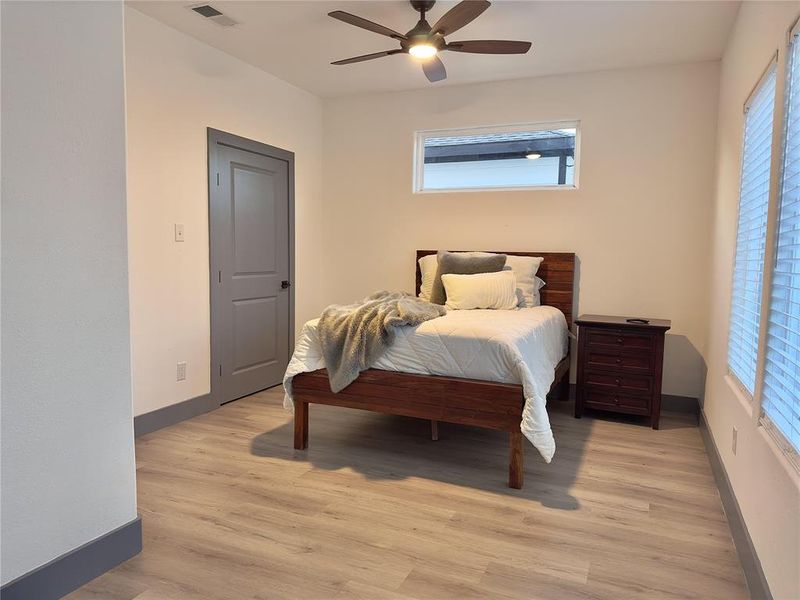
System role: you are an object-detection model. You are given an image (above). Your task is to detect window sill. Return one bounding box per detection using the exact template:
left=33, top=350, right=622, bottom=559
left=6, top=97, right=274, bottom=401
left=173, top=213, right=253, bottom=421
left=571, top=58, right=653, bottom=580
left=413, top=184, right=579, bottom=194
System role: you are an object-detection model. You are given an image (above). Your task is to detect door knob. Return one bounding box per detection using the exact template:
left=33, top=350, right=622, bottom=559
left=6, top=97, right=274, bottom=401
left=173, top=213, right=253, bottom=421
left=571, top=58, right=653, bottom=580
left=281, top=280, right=291, bottom=289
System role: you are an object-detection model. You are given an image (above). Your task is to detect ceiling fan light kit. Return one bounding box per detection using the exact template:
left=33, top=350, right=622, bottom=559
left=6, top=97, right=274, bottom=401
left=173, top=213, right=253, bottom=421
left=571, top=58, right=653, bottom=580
left=409, top=44, right=438, bottom=59
left=329, top=0, right=532, bottom=83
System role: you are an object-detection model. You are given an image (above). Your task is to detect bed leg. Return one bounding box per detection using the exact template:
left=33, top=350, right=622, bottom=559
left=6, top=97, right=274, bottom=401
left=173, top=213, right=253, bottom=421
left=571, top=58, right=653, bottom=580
left=509, top=430, right=523, bottom=489
left=430, top=420, right=439, bottom=441
left=294, top=401, right=308, bottom=450
left=558, top=373, right=571, bottom=401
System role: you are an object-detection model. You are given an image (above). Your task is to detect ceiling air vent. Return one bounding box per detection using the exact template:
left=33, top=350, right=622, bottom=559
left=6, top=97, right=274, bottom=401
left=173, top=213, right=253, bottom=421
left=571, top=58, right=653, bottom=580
left=188, top=4, right=237, bottom=27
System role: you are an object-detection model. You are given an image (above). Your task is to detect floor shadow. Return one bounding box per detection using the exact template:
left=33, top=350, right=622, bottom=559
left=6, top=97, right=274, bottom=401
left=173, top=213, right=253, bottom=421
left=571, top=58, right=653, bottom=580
left=250, top=396, right=591, bottom=511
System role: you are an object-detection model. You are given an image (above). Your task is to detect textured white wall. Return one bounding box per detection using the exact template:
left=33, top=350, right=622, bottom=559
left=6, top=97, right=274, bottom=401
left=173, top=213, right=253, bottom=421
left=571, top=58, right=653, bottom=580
left=703, top=2, right=800, bottom=598
left=1, top=0, right=137, bottom=585
left=321, top=62, right=720, bottom=398
left=124, top=8, right=326, bottom=416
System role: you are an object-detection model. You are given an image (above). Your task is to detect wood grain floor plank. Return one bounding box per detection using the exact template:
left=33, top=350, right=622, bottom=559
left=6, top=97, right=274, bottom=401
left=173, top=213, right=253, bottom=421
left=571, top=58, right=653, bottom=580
left=68, top=387, right=747, bottom=600
left=333, top=580, right=420, bottom=600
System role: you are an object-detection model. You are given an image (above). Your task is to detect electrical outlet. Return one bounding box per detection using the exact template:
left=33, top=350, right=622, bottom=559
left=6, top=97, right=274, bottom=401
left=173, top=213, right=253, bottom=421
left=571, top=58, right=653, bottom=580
left=732, top=426, right=738, bottom=455
left=177, top=361, right=187, bottom=381
left=174, top=223, right=185, bottom=242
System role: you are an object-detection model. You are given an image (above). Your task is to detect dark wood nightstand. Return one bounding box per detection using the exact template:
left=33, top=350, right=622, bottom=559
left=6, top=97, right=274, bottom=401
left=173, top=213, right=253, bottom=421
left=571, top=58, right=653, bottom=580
left=575, top=314, right=671, bottom=429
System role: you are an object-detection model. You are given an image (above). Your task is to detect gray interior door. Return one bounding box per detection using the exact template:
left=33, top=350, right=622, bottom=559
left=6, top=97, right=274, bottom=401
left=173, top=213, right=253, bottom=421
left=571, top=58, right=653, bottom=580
left=209, top=130, right=293, bottom=405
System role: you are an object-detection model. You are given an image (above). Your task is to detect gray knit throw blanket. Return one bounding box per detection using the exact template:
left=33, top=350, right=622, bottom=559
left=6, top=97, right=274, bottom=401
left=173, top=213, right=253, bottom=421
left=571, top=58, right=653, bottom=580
left=318, top=291, right=446, bottom=393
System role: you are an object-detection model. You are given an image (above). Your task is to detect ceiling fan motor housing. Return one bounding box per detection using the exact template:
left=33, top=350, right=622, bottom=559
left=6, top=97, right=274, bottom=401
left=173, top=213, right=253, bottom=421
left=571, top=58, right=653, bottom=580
left=402, top=22, right=445, bottom=52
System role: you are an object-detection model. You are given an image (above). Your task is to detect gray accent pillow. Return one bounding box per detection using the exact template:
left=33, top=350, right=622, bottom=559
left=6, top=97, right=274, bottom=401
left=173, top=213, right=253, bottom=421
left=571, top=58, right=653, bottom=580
left=430, top=251, right=507, bottom=305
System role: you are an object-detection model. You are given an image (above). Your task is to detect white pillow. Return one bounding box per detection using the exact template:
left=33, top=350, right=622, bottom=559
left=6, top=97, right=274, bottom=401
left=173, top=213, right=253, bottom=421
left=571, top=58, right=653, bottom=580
left=418, top=252, right=544, bottom=307
left=418, top=254, right=438, bottom=301
left=441, top=271, right=519, bottom=310
left=503, top=255, right=545, bottom=308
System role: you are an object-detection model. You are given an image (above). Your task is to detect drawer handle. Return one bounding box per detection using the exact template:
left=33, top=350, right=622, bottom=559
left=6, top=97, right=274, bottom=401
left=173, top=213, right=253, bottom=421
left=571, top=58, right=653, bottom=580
left=616, top=337, right=623, bottom=344
left=616, top=358, right=622, bottom=364
left=615, top=378, right=620, bottom=385
left=614, top=395, right=619, bottom=404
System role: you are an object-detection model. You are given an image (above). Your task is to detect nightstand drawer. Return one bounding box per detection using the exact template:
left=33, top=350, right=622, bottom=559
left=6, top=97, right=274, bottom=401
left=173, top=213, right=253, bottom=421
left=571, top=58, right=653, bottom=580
left=584, top=370, right=653, bottom=395
left=585, top=348, right=654, bottom=374
left=586, top=329, right=655, bottom=353
left=583, top=388, right=650, bottom=414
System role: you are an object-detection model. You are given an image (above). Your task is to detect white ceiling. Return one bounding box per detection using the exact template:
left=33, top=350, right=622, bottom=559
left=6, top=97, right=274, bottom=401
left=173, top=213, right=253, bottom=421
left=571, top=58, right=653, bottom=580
left=128, top=0, right=740, bottom=98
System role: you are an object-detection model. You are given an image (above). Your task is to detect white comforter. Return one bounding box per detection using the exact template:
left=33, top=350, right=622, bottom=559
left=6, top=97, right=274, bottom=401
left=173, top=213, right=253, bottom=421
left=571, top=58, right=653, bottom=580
left=283, top=306, right=569, bottom=462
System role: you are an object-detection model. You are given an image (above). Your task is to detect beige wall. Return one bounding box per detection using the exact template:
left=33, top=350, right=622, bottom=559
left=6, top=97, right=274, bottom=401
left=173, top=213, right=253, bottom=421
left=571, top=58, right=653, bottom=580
left=2, top=0, right=137, bottom=583
left=704, top=2, right=800, bottom=598
left=321, top=62, right=720, bottom=398
left=124, top=7, right=327, bottom=416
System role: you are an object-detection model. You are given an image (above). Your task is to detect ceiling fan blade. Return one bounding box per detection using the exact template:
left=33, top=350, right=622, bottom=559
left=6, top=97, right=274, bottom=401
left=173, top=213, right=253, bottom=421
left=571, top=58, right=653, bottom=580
left=431, top=0, right=490, bottom=36
left=328, top=11, right=406, bottom=39
left=331, top=49, right=403, bottom=65
left=422, top=56, right=447, bottom=82
left=446, top=40, right=532, bottom=54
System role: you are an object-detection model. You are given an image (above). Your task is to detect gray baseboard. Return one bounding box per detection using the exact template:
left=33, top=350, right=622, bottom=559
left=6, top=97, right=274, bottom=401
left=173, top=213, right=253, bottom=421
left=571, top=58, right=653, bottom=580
left=699, top=412, right=772, bottom=600
left=0, top=517, right=142, bottom=600
left=662, top=393, right=700, bottom=415
left=134, top=393, right=215, bottom=437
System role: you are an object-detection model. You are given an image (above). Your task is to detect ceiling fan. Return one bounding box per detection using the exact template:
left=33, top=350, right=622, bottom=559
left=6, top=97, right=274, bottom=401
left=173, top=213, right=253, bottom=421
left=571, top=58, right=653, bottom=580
left=329, top=0, right=532, bottom=83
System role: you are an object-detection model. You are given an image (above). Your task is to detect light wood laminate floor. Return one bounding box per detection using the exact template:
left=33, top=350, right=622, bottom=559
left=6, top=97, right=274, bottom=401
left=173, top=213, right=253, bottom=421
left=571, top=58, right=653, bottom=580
left=69, top=387, right=747, bottom=600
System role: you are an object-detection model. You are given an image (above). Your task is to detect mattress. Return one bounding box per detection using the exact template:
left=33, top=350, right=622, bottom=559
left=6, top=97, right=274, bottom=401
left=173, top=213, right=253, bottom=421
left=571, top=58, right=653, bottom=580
left=283, top=306, right=569, bottom=462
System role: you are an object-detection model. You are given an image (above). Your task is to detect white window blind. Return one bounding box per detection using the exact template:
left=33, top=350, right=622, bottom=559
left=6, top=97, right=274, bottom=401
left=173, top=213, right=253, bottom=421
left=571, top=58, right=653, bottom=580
left=728, top=62, right=777, bottom=395
left=762, top=30, right=800, bottom=453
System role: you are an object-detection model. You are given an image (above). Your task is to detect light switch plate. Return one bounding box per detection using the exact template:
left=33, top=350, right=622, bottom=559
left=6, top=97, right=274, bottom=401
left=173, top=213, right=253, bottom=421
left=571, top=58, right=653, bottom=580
left=174, top=223, right=185, bottom=242
left=177, top=361, right=187, bottom=381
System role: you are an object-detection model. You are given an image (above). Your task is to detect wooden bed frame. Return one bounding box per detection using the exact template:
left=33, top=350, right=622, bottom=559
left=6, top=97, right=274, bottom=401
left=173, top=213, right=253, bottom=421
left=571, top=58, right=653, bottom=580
left=292, top=251, right=576, bottom=489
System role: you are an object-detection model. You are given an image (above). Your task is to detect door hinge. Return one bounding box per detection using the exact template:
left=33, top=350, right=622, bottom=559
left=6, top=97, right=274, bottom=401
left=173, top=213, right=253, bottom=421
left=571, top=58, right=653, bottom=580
left=218, top=270, right=222, bottom=283
left=219, top=364, right=222, bottom=377
left=216, top=173, right=220, bottom=186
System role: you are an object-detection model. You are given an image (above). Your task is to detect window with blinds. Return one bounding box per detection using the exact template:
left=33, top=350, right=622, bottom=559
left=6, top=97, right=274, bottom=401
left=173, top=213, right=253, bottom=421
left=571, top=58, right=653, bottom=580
left=762, top=28, right=800, bottom=453
left=728, top=61, right=777, bottom=395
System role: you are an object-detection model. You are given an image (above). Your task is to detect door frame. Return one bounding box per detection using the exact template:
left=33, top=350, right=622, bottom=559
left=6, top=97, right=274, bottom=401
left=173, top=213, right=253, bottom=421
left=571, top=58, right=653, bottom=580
left=207, top=128, right=295, bottom=406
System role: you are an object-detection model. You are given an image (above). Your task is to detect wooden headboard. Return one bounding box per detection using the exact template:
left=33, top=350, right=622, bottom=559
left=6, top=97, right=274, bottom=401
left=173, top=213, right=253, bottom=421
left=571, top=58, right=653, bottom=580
left=415, top=251, right=577, bottom=329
